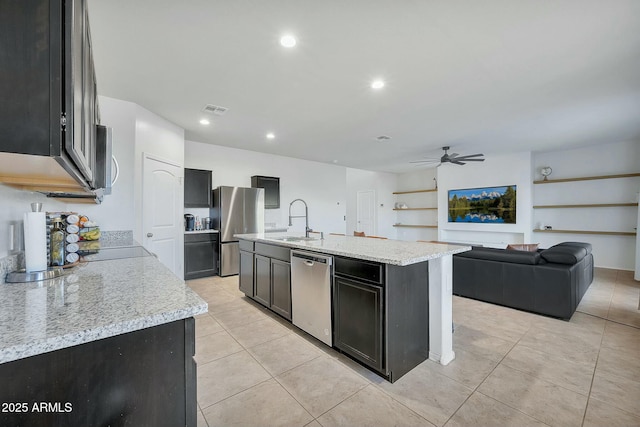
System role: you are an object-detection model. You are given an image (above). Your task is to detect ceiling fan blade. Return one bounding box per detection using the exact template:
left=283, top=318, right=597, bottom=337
left=448, top=153, right=459, bottom=158
left=458, top=158, right=485, bottom=162
left=456, top=153, right=484, bottom=159
left=451, top=160, right=466, bottom=165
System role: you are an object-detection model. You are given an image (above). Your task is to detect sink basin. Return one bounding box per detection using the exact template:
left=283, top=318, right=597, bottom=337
left=271, top=236, right=318, bottom=242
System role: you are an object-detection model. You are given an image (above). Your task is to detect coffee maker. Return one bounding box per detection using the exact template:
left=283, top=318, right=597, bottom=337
left=184, top=214, right=195, bottom=231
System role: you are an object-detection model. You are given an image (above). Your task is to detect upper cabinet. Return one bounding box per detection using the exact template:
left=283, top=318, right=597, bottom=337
left=0, top=0, right=102, bottom=199
left=251, top=176, right=280, bottom=209
left=184, top=168, right=212, bottom=207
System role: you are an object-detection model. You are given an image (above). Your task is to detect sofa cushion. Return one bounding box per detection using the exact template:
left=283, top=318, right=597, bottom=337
left=555, top=241, right=592, bottom=255
left=540, top=245, right=587, bottom=264
left=507, top=243, right=539, bottom=252
left=456, top=247, right=541, bottom=265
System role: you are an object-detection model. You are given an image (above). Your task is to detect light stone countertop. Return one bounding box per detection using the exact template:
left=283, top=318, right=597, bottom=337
left=235, top=233, right=471, bottom=266
left=184, top=229, right=219, bottom=234
left=0, top=255, right=207, bottom=364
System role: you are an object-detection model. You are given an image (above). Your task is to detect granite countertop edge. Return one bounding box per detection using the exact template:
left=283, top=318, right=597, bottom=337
left=0, top=305, right=206, bottom=365
left=0, top=254, right=207, bottom=365
left=236, top=233, right=471, bottom=266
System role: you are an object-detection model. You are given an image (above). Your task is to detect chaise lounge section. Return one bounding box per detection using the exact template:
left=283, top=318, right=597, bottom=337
left=453, top=242, right=594, bottom=319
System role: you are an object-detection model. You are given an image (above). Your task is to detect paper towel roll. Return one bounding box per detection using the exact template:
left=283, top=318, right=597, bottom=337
left=24, top=211, right=47, bottom=272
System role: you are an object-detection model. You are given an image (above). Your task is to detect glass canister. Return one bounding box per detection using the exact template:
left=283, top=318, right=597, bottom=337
left=50, top=217, right=65, bottom=266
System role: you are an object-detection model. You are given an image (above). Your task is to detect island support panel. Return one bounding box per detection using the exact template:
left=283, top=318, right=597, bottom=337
left=385, top=261, right=429, bottom=382
left=0, top=318, right=196, bottom=427
left=428, top=254, right=455, bottom=365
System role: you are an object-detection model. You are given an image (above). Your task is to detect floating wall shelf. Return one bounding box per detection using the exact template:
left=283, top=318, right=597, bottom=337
left=533, top=172, right=640, bottom=184
left=533, top=203, right=638, bottom=209
left=392, top=207, right=437, bottom=211
left=532, top=229, right=636, bottom=236
left=393, top=224, right=438, bottom=229
left=392, top=189, right=437, bottom=195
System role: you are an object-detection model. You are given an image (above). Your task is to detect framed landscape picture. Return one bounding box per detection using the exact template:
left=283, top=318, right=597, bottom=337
left=448, top=185, right=517, bottom=223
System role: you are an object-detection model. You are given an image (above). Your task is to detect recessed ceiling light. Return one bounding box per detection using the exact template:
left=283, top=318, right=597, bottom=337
left=371, top=79, right=385, bottom=90
left=280, top=34, right=297, bottom=48
left=266, top=132, right=275, bottom=140
left=332, top=160, right=339, bottom=164
left=199, top=119, right=210, bottom=125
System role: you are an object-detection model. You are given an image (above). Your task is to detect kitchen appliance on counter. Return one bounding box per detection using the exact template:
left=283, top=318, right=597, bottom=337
left=212, top=186, right=264, bottom=276
left=184, top=214, right=195, bottom=231
left=290, top=250, right=334, bottom=346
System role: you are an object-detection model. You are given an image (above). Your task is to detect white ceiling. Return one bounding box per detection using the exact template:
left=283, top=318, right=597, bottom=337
left=88, top=0, right=640, bottom=173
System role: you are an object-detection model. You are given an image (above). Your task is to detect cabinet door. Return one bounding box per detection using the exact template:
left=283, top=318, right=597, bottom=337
left=270, top=259, right=291, bottom=320
left=334, top=276, right=384, bottom=372
left=251, top=176, right=280, bottom=209
left=184, top=237, right=216, bottom=280
left=254, top=255, right=271, bottom=307
left=184, top=168, right=212, bottom=207
left=239, top=250, right=254, bottom=296
left=65, top=0, right=94, bottom=183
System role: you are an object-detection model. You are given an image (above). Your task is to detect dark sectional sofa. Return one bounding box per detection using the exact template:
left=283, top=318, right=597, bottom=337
left=453, top=242, right=594, bottom=319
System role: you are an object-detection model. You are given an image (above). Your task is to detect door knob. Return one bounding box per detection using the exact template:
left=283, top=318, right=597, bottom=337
left=147, top=232, right=153, bottom=237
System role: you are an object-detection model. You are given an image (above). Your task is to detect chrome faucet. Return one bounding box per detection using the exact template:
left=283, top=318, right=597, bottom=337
left=289, top=198, right=312, bottom=237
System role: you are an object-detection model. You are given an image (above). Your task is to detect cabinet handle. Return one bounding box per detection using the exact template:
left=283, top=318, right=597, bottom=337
left=304, top=260, right=314, bottom=267
left=147, top=232, right=153, bottom=237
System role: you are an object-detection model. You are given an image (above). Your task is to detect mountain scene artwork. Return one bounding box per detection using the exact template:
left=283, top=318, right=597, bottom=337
left=448, top=186, right=517, bottom=224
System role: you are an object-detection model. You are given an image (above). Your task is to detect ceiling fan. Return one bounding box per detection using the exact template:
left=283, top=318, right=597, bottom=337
left=410, top=146, right=485, bottom=166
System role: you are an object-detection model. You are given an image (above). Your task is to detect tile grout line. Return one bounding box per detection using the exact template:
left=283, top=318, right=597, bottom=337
left=580, top=317, right=608, bottom=427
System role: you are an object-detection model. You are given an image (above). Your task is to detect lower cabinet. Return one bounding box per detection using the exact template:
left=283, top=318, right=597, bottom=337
left=184, top=233, right=218, bottom=280
left=254, top=254, right=271, bottom=307
left=239, top=249, right=254, bottom=296
left=270, top=258, right=292, bottom=320
left=0, top=318, right=196, bottom=427
left=238, top=240, right=292, bottom=321
left=333, top=275, right=384, bottom=372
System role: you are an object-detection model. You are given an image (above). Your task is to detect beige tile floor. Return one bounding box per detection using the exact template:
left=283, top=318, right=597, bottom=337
left=187, top=268, right=640, bottom=427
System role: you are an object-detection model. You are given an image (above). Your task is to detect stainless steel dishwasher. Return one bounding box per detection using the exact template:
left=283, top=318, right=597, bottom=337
left=291, top=250, right=334, bottom=346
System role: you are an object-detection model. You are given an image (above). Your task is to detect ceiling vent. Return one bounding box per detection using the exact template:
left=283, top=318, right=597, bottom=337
left=201, top=104, right=229, bottom=116
left=375, top=135, right=392, bottom=141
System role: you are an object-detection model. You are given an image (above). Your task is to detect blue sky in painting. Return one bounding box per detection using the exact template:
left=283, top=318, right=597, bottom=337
left=448, top=186, right=514, bottom=201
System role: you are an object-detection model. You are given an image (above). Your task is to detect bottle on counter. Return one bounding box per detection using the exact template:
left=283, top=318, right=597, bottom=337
left=50, top=217, right=65, bottom=266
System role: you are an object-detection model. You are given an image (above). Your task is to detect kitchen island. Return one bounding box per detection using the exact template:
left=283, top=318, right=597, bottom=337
left=0, top=248, right=207, bottom=427
left=236, top=233, right=470, bottom=381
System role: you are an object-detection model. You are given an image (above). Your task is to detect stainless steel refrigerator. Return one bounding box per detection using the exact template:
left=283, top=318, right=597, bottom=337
left=212, top=186, right=265, bottom=276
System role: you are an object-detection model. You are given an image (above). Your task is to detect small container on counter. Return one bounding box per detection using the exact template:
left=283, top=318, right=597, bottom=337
left=66, top=233, right=79, bottom=243
left=66, top=224, right=79, bottom=234
left=50, top=217, right=65, bottom=266
left=66, top=252, right=80, bottom=264
left=66, top=214, right=79, bottom=225
left=66, top=243, right=79, bottom=253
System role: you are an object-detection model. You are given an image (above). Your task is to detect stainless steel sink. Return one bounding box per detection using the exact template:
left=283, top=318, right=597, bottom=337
left=271, top=236, right=318, bottom=242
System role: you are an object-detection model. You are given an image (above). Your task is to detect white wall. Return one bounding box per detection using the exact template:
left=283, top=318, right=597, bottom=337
left=533, top=140, right=640, bottom=271
left=185, top=140, right=346, bottom=235
left=437, top=151, right=533, bottom=247
left=345, top=168, right=398, bottom=238
left=65, top=96, right=137, bottom=230
left=395, top=168, right=438, bottom=241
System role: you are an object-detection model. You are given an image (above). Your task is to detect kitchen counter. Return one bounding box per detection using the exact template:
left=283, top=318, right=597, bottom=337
left=235, top=232, right=470, bottom=265
left=0, top=254, right=207, bottom=364
left=184, top=229, right=219, bottom=234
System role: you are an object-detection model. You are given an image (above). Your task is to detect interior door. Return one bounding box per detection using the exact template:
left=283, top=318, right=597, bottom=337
left=356, top=190, right=376, bottom=235
left=142, top=154, right=183, bottom=278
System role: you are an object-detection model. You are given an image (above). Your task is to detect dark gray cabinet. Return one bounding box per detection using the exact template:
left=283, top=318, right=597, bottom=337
left=238, top=240, right=292, bottom=320
left=270, top=258, right=292, bottom=320
left=251, top=176, right=280, bottom=209
left=254, top=254, right=271, bottom=307
left=0, top=318, right=196, bottom=427
left=184, top=233, right=218, bottom=279
left=333, top=255, right=430, bottom=382
left=0, top=0, right=100, bottom=189
left=239, top=250, right=255, bottom=296
left=334, top=259, right=384, bottom=372
left=184, top=168, right=212, bottom=207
